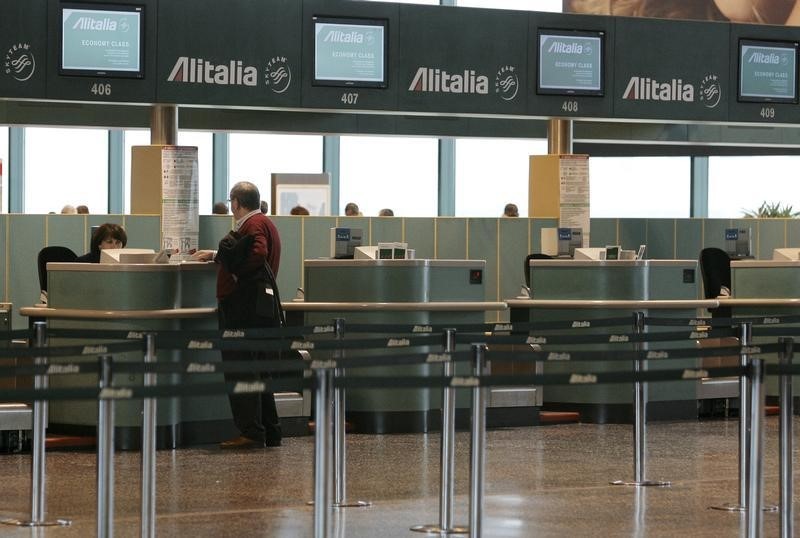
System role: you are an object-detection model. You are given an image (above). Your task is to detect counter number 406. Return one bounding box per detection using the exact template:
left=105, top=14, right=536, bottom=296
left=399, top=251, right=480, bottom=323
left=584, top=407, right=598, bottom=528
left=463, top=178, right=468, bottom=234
left=90, top=83, right=112, bottom=97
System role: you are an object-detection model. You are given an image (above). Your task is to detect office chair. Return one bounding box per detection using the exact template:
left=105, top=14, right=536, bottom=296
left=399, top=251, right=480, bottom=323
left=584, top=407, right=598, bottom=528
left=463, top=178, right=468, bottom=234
left=699, top=247, right=731, bottom=319
left=37, top=246, right=78, bottom=301
left=523, top=253, right=554, bottom=292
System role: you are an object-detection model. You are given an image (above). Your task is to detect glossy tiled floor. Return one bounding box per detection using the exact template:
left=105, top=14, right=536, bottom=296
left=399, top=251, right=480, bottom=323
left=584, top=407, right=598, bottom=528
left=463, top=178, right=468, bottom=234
left=1, top=417, right=798, bottom=537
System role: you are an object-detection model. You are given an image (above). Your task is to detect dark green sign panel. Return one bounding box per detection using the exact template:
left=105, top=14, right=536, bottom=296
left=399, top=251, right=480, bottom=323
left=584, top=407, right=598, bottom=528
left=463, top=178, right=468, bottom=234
left=0, top=0, right=47, bottom=99
left=46, top=0, right=157, bottom=103
left=301, top=0, right=399, bottom=112
left=156, top=0, right=301, bottom=107
left=728, top=23, right=800, bottom=125
left=528, top=12, right=613, bottom=119
left=613, top=18, right=729, bottom=122
left=398, top=5, right=527, bottom=115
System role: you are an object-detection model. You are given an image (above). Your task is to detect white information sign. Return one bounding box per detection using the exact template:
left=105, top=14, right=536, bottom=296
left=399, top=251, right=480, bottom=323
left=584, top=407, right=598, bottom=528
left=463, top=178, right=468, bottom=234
left=161, top=147, right=199, bottom=259
left=558, top=155, right=590, bottom=247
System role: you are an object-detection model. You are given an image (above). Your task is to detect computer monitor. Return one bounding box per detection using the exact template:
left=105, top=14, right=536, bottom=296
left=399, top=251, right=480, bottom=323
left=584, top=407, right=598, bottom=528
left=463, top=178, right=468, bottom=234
left=725, top=228, right=752, bottom=258
left=330, top=227, right=363, bottom=259
left=557, top=227, right=583, bottom=257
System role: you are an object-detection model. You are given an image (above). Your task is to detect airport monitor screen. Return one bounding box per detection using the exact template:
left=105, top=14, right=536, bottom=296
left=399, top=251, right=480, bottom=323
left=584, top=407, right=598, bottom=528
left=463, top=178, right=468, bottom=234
left=313, top=16, right=388, bottom=88
left=537, top=29, right=603, bottom=96
left=738, top=38, right=798, bottom=103
left=60, top=2, right=144, bottom=78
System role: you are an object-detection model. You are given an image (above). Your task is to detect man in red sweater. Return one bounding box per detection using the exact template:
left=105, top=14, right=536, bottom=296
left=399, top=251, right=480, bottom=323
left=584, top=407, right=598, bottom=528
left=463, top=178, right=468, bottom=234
left=194, top=181, right=283, bottom=448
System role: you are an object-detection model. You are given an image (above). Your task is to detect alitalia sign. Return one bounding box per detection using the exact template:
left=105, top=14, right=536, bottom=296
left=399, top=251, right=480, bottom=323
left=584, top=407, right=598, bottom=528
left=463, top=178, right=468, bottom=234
left=168, top=57, right=258, bottom=86
left=622, top=73, right=721, bottom=108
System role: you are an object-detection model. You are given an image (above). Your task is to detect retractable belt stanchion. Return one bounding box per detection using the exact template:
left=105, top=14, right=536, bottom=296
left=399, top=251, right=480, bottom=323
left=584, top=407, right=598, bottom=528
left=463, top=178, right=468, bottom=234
left=141, top=334, right=157, bottom=538
left=1, top=321, right=71, bottom=528
left=710, top=322, right=776, bottom=513
left=411, top=328, right=468, bottom=535
left=779, top=337, right=793, bottom=538
left=331, top=318, right=371, bottom=509
left=611, top=312, right=669, bottom=487
left=746, top=358, right=765, bottom=538
left=313, top=364, right=333, bottom=538
left=97, top=355, right=115, bottom=538
left=469, top=343, right=487, bottom=538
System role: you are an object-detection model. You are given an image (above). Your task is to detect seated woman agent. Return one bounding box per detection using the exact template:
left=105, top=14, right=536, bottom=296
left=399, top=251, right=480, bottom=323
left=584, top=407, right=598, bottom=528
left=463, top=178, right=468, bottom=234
left=76, top=223, right=128, bottom=263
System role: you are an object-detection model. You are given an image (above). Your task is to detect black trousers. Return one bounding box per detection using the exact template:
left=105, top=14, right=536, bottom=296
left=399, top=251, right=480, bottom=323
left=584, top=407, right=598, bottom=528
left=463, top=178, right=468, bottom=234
left=218, top=298, right=281, bottom=443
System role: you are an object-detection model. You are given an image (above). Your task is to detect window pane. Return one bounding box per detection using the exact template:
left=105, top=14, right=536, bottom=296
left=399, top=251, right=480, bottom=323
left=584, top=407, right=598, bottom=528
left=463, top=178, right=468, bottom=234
left=25, top=127, right=108, bottom=214
left=455, top=138, right=546, bottom=217
left=178, top=131, right=214, bottom=214
left=340, top=136, right=438, bottom=217
left=457, top=0, right=562, bottom=11
left=590, top=157, right=690, bottom=218
left=229, top=133, right=323, bottom=213
left=709, top=156, right=800, bottom=218
left=0, top=127, right=8, bottom=213
left=123, top=129, right=150, bottom=214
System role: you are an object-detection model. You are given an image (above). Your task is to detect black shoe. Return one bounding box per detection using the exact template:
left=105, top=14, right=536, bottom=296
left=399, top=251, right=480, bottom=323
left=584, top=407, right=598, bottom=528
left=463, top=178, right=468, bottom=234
left=219, top=435, right=263, bottom=449
left=264, top=435, right=281, bottom=447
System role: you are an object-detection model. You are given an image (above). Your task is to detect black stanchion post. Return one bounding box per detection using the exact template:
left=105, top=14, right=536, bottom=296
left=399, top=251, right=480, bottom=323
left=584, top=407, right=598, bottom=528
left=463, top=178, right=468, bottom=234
left=469, top=343, right=487, bottom=538
left=611, top=312, right=669, bottom=488
left=331, top=318, right=371, bottom=509
left=779, top=337, right=793, bottom=538
left=746, top=358, right=765, bottom=538
left=411, top=328, right=468, bottom=534
left=313, top=365, right=333, bottom=538
left=0, top=321, right=71, bottom=528
left=97, top=355, right=115, bottom=538
left=141, top=333, right=157, bottom=538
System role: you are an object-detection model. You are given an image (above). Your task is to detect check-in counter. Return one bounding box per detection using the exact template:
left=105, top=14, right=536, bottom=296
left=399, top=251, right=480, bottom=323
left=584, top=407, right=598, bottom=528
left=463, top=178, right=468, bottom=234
left=302, top=259, right=513, bottom=433
left=21, top=261, right=308, bottom=449
left=731, top=260, right=800, bottom=399
left=510, top=259, right=701, bottom=423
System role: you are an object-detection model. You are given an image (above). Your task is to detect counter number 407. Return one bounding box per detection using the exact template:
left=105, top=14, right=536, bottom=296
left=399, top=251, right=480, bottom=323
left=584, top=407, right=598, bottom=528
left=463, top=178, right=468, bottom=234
left=90, top=83, right=112, bottom=97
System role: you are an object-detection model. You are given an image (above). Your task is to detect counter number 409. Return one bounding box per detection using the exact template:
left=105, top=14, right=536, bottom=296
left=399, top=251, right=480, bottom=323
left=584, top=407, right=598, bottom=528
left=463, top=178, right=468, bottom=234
left=759, top=106, right=775, bottom=119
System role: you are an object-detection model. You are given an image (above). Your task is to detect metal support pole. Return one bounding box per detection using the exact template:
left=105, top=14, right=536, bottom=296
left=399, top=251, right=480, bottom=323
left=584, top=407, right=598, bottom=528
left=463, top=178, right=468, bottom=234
left=779, top=337, right=793, bottom=538
left=469, top=343, right=488, bottom=538
left=141, top=334, right=158, bottom=538
left=611, top=312, right=669, bottom=487
left=97, top=355, right=115, bottom=538
left=710, top=322, right=775, bottom=512
left=746, top=358, right=765, bottom=538
left=411, top=328, right=468, bottom=534
left=331, top=318, right=370, bottom=509
left=313, top=367, right=333, bottom=538
left=1, top=322, right=71, bottom=528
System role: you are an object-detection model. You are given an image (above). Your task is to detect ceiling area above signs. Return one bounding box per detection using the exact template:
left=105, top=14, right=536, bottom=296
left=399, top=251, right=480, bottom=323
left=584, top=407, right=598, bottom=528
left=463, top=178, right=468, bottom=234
left=2, top=0, right=800, bottom=128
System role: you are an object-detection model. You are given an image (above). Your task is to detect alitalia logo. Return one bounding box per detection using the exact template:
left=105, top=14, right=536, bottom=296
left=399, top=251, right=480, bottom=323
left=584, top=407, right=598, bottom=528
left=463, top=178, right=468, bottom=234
left=72, top=17, right=118, bottom=31
left=409, top=67, right=488, bottom=94
left=623, top=76, right=695, bottom=102
left=168, top=57, right=258, bottom=86
left=548, top=41, right=583, bottom=54
left=748, top=52, right=780, bottom=64
left=324, top=30, right=364, bottom=44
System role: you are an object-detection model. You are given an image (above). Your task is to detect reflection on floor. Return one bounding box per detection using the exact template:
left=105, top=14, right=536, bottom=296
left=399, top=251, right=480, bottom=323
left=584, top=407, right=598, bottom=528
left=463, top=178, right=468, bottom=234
left=0, top=417, right=796, bottom=537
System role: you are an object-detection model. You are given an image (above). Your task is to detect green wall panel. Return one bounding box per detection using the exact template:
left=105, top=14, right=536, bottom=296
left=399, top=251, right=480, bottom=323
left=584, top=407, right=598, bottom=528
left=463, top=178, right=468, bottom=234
left=467, top=218, right=497, bottom=302
left=618, top=218, right=646, bottom=251
left=436, top=218, right=467, bottom=260
left=590, top=218, right=616, bottom=247
left=675, top=219, right=703, bottom=260
left=404, top=218, right=435, bottom=260
left=646, top=219, right=675, bottom=260
left=757, top=219, right=786, bottom=260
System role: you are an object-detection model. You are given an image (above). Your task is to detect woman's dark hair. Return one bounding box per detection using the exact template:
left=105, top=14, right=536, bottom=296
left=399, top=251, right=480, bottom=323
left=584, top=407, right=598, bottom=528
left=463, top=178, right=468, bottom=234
left=90, top=223, right=127, bottom=255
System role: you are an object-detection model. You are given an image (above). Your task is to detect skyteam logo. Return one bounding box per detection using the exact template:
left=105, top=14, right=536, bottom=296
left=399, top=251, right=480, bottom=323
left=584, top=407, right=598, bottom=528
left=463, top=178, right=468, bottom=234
left=699, top=74, right=722, bottom=108
left=4, top=42, right=35, bottom=82
left=495, top=65, right=519, bottom=101
left=264, top=56, right=291, bottom=94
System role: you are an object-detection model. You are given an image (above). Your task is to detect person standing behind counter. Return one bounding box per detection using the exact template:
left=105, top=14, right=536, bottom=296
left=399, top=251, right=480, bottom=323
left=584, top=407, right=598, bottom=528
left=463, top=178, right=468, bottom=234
left=193, top=181, right=284, bottom=449
left=76, top=223, right=127, bottom=263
